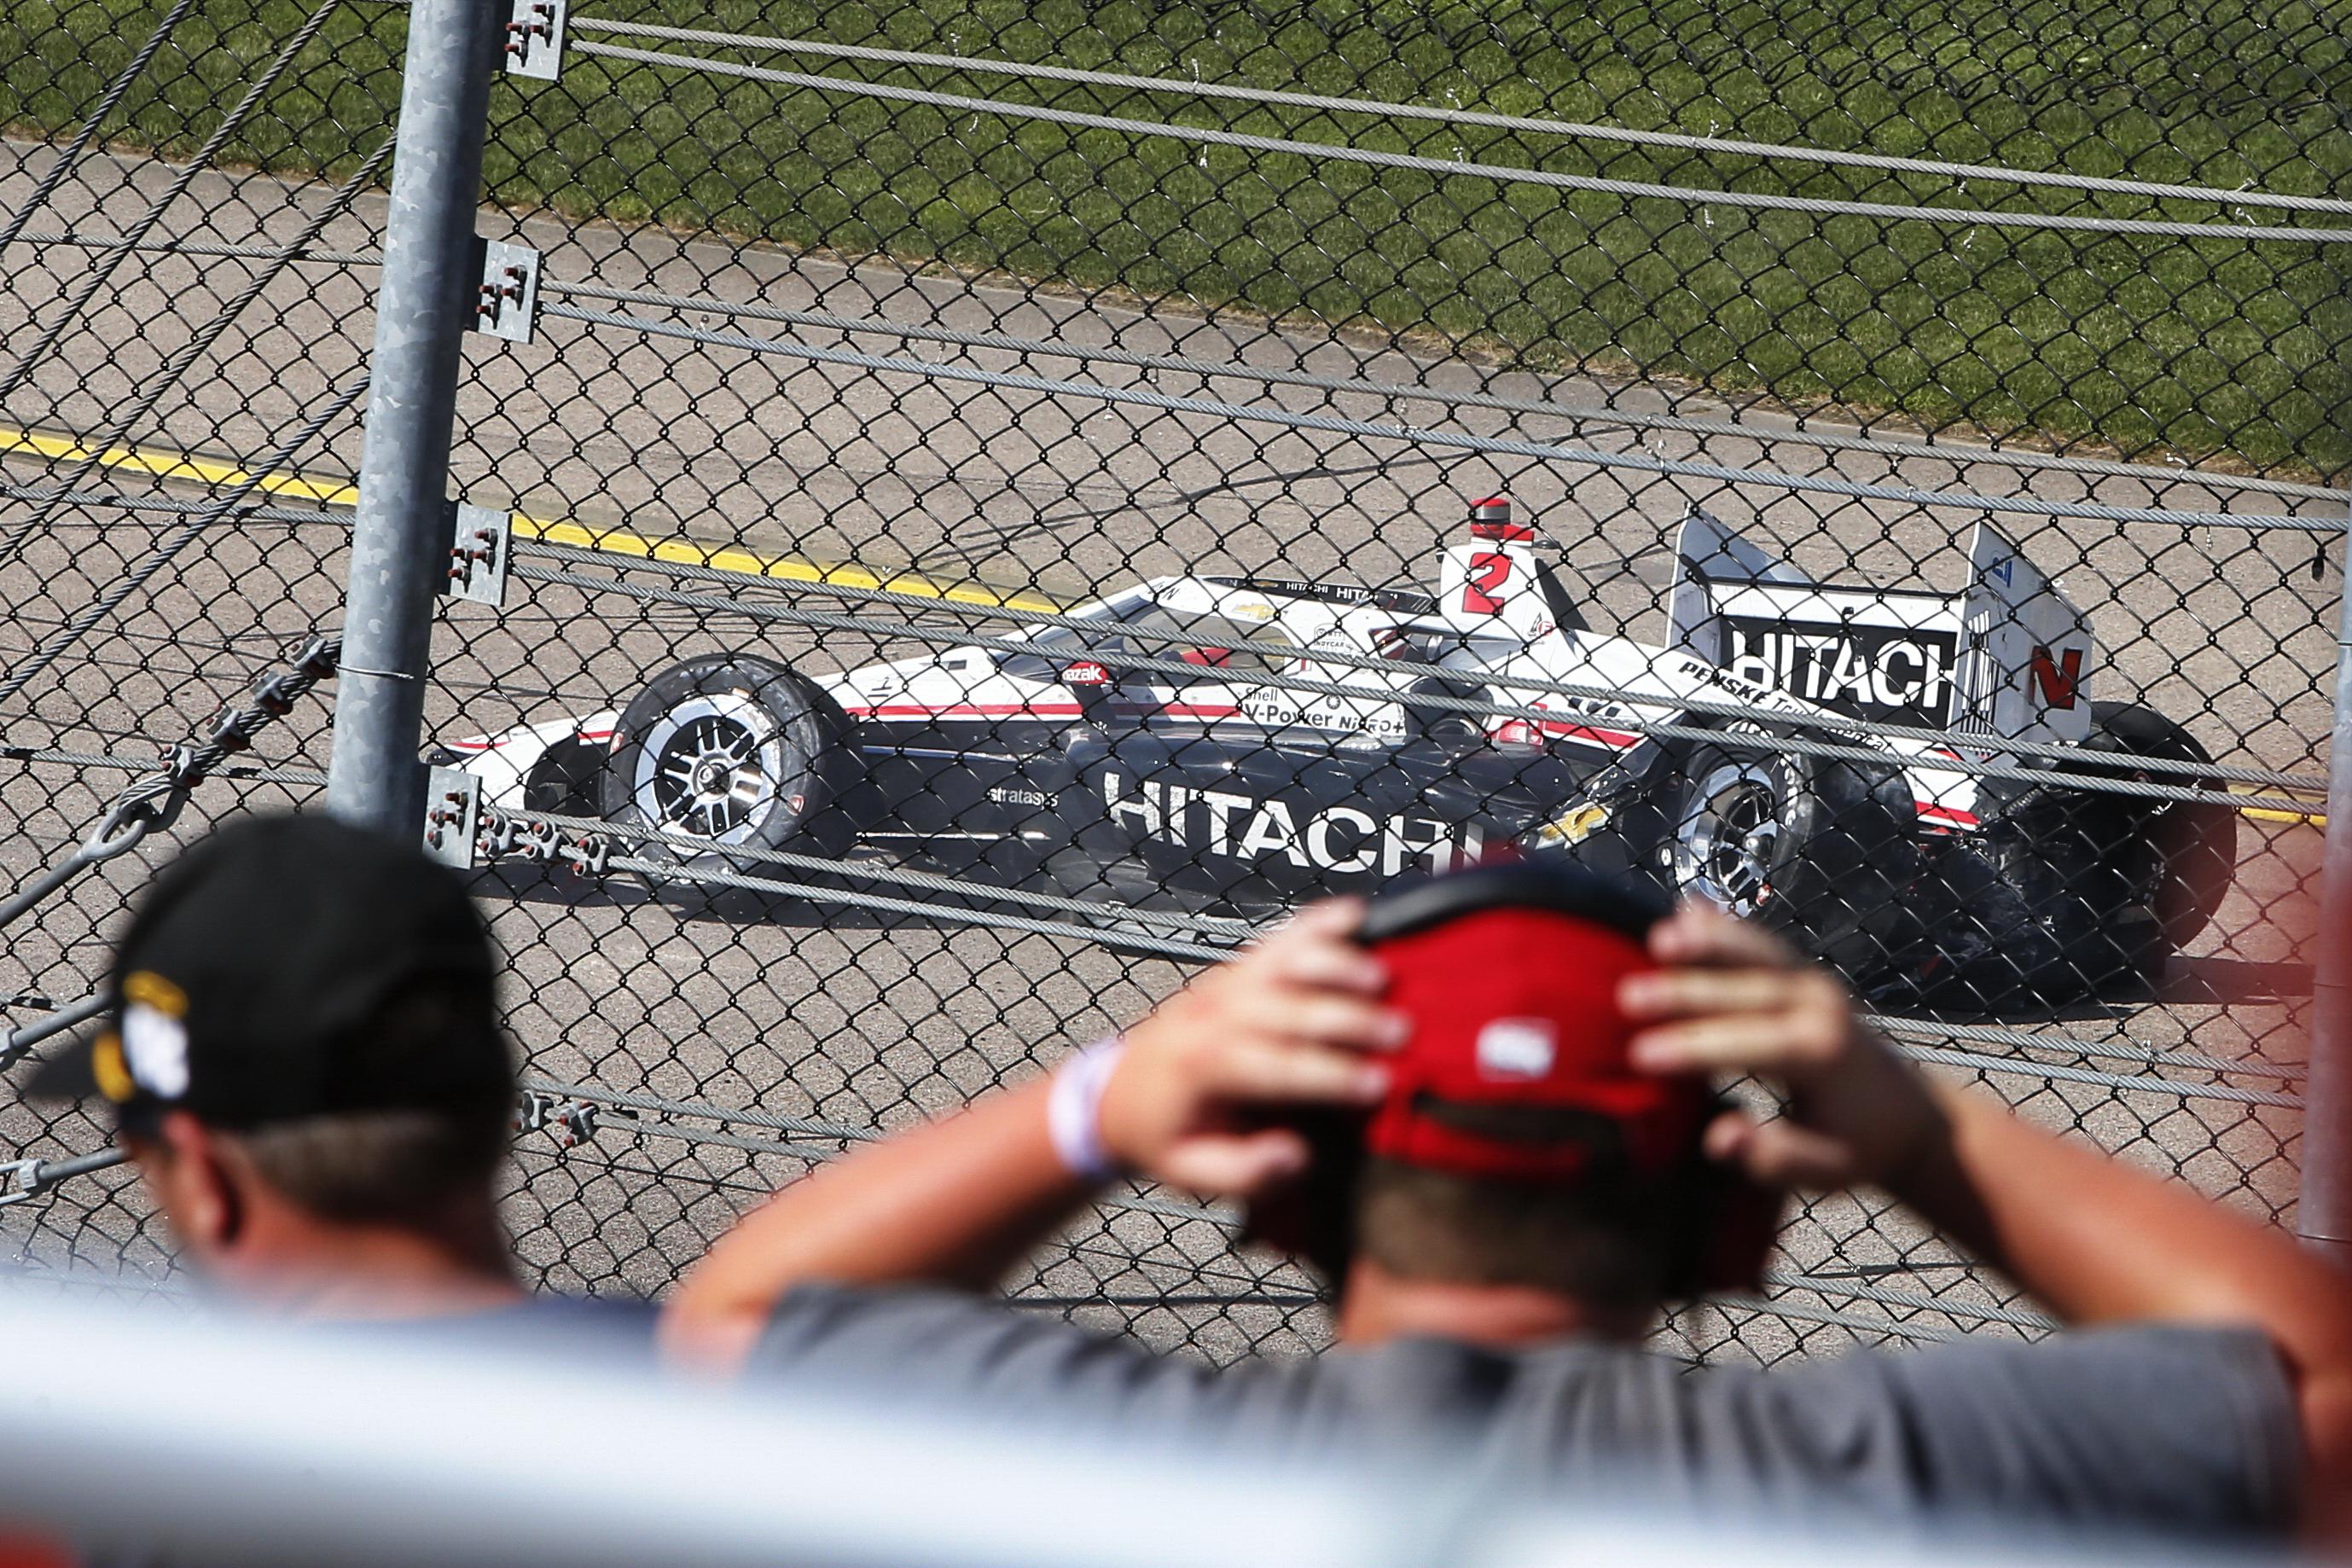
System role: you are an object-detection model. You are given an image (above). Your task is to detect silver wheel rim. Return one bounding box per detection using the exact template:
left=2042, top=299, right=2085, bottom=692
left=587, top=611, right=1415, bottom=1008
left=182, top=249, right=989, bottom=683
left=1672, top=760, right=1783, bottom=915
left=633, top=692, right=789, bottom=846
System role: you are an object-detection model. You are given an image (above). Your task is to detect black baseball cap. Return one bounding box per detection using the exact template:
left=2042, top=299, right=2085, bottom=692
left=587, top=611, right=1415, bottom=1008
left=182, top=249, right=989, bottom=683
left=28, top=813, right=512, bottom=1131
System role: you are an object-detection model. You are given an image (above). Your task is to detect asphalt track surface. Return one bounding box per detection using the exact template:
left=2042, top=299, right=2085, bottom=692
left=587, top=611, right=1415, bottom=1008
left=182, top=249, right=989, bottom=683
left=0, top=137, right=2331, bottom=1363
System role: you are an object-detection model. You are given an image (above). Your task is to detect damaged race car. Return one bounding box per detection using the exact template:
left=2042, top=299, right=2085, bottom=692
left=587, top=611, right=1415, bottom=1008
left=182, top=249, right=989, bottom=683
left=441, top=497, right=2237, bottom=1009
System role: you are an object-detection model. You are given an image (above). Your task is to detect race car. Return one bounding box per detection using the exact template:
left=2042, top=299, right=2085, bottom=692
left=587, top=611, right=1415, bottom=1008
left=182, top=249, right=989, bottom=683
left=440, top=497, right=2238, bottom=1009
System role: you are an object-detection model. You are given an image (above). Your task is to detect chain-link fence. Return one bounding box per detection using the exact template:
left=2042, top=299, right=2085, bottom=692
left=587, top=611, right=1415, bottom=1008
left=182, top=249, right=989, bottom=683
left=2, top=0, right=2342, bottom=1362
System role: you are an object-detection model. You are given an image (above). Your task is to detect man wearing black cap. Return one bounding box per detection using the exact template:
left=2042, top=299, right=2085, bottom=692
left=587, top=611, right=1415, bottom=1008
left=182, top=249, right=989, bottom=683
left=30, top=814, right=533, bottom=1320
left=663, top=862, right=2352, bottom=1544
left=24, top=813, right=1391, bottom=1338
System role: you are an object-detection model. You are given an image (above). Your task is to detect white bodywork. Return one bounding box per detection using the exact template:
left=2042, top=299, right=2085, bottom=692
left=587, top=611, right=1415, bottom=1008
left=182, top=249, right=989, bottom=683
left=446, top=509, right=2101, bottom=839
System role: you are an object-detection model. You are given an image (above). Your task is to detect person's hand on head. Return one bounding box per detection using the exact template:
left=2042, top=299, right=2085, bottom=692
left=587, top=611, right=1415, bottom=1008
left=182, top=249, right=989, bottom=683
left=1098, top=897, right=1404, bottom=1199
left=1617, top=904, right=1947, bottom=1192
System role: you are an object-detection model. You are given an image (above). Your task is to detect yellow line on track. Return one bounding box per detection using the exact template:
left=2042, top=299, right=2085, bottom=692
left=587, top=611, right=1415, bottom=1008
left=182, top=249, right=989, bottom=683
left=2234, top=795, right=2326, bottom=828
left=0, top=423, right=359, bottom=506
left=0, top=424, right=1060, bottom=613
left=0, top=425, right=2328, bottom=822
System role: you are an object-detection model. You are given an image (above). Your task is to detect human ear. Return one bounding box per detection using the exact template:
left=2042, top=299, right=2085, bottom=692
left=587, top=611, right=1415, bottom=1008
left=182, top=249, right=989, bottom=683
left=155, top=1112, right=244, bottom=1256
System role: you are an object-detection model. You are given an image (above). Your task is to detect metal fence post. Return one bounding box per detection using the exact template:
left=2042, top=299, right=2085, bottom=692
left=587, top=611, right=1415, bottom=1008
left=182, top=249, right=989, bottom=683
left=324, top=0, right=500, bottom=838
left=2300, top=502, right=2352, bottom=1268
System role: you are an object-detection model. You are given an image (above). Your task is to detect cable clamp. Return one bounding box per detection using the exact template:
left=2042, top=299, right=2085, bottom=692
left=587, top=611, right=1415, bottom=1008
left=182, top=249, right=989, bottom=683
left=470, top=238, right=540, bottom=342
left=502, top=0, right=565, bottom=80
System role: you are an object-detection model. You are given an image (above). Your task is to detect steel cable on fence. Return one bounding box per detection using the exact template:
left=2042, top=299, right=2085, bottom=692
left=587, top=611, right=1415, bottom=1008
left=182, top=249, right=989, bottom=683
left=539, top=304, right=2348, bottom=536
left=568, top=41, right=2352, bottom=247
left=1862, top=1013, right=2305, bottom=1083
left=0, top=0, right=357, bottom=420
left=597, top=849, right=1231, bottom=964
left=0, top=1116, right=2053, bottom=1341
left=1894, top=1046, right=2301, bottom=1108
left=1708, top=1295, right=1961, bottom=1344
left=9, top=465, right=2305, bottom=802
left=517, top=1071, right=2059, bottom=1332
left=510, top=555, right=2326, bottom=814
left=0, top=632, right=340, bottom=935
left=511, top=796, right=2307, bottom=1091
left=520, top=537, right=2328, bottom=796
left=493, top=806, right=1258, bottom=939
left=487, top=801, right=2299, bottom=1087
left=474, top=797, right=2296, bottom=1109
left=7, top=232, right=381, bottom=268
left=519, top=1077, right=1246, bottom=1228
left=0, top=0, right=200, bottom=255
left=567, top=17, right=2352, bottom=220
left=535, top=280, right=2350, bottom=506
left=17, top=464, right=2307, bottom=799
left=0, top=126, right=397, bottom=574
left=0, top=485, right=351, bottom=528
left=516, top=1075, right=2053, bottom=1337
left=0, top=744, right=326, bottom=784
left=0, top=373, right=367, bottom=711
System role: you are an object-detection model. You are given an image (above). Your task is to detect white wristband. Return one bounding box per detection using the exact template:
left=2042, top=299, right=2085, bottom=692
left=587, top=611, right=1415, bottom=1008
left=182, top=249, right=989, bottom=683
left=1046, top=1035, right=1127, bottom=1181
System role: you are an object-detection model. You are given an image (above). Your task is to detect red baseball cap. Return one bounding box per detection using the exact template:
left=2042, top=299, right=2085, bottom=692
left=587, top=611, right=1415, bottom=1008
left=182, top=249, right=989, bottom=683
left=1357, top=862, right=1713, bottom=1182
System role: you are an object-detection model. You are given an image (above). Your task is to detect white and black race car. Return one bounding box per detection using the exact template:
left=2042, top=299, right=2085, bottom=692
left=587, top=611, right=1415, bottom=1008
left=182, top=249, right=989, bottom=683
left=441, top=498, right=2236, bottom=1008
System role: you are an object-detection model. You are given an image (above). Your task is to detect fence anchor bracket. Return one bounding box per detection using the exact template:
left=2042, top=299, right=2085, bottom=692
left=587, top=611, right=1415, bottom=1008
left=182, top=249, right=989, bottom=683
left=502, top=0, right=566, bottom=80
left=441, top=501, right=512, bottom=606
left=471, top=239, right=539, bottom=343
left=424, top=765, right=481, bottom=869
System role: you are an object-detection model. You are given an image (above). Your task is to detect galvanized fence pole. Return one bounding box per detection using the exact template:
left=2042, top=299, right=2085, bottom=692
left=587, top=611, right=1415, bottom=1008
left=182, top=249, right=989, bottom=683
left=325, top=0, right=501, bottom=837
left=2300, top=500, right=2352, bottom=1268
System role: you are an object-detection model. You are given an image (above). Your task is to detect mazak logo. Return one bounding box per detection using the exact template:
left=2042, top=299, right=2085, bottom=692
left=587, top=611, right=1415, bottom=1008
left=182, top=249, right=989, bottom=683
left=1722, top=617, right=1960, bottom=729
left=1097, top=770, right=1479, bottom=875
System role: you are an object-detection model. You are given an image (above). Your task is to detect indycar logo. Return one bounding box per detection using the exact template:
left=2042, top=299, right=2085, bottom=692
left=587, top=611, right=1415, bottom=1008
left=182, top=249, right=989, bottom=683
left=1722, top=617, right=1959, bottom=729
left=1098, top=770, right=1480, bottom=874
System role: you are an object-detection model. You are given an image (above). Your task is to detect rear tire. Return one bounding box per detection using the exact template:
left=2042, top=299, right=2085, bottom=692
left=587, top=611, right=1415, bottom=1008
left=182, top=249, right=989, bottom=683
left=2082, top=701, right=2237, bottom=955
left=1931, top=701, right=2237, bottom=1005
left=601, top=654, right=859, bottom=911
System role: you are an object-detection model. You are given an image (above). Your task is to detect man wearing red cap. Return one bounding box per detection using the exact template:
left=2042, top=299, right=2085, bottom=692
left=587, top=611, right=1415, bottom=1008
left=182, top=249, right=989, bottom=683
left=666, top=863, right=2352, bottom=1543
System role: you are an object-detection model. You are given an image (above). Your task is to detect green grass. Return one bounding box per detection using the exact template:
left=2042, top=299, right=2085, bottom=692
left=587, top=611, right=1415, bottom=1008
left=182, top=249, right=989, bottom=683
left=8, top=0, right=2349, bottom=473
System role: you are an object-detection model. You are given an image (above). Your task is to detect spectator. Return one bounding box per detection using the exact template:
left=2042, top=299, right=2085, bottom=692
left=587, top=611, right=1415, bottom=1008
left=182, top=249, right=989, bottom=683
left=26, top=813, right=620, bottom=1335
left=23, top=811, right=1378, bottom=1348
left=665, top=861, right=2352, bottom=1544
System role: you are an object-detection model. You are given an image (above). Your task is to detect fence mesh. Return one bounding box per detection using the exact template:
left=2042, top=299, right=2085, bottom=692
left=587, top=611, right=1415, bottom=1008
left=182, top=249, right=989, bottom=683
left=1, top=0, right=2339, bottom=1364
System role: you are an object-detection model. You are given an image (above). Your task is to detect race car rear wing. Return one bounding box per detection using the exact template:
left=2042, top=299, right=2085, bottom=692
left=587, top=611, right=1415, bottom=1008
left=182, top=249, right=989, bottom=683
left=1665, top=509, right=2095, bottom=748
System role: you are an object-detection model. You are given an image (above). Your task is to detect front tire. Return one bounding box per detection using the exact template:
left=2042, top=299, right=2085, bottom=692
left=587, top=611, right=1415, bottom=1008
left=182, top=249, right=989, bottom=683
left=601, top=654, right=859, bottom=908
left=1663, top=729, right=1919, bottom=979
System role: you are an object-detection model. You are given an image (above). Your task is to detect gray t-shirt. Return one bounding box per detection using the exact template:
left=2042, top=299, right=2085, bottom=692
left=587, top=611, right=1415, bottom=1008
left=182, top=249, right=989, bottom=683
left=748, top=1285, right=2301, bottom=1537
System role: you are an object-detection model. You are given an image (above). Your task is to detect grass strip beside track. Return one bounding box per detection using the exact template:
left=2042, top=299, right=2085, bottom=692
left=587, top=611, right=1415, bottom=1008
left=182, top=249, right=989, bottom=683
left=4, top=0, right=2349, bottom=473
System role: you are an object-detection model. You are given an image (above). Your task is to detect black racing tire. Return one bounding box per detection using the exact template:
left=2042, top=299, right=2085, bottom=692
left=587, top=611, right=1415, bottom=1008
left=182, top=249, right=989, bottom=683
left=601, top=653, right=860, bottom=909
left=1934, top=703, right=2235, bottom=1005
left=1659, top=728, right=1919, bottom=980
left=2082, top=700, right=2238, bottom=954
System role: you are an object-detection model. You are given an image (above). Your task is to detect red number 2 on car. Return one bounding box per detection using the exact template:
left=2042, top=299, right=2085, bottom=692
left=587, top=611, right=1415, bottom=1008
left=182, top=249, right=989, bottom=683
left=1461, top=550, right=1512, bottom=614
